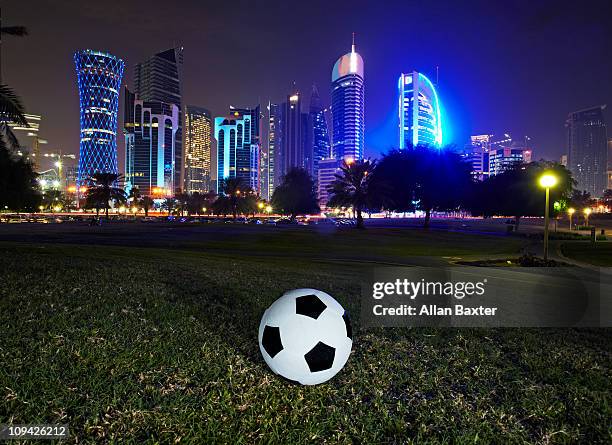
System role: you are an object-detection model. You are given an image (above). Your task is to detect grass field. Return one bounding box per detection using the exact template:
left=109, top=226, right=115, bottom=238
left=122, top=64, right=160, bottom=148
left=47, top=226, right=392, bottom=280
left=0, top=225, right=610, bottom=443
left=561, top=241, right=612, bottom=267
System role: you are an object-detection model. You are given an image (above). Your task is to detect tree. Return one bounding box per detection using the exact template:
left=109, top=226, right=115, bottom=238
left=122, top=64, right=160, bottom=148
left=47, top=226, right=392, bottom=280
left=374, top=147, right=473, bottom=227
left=0, top=146, right=40, bottom=211
left=141, top=196, right=154, bottom=217
left=162, top=197, right=177, bottom=216
left=271, top=168, right=320, bottom=220
left=187, top=191, right=215, bottom=215
left=218, top=177, right=248, bottom=219
left=327, top=159, right=378, bottom=228
left=175, top=192, right=190, bottom=216
left=85, top=173, right=126, bottom=219
left=468, top=161, right=575, bottom=230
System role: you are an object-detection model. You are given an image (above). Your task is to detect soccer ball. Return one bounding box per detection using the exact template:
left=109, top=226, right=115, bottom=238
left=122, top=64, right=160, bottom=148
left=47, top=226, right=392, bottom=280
left=258, top=288, right=353, bottom=385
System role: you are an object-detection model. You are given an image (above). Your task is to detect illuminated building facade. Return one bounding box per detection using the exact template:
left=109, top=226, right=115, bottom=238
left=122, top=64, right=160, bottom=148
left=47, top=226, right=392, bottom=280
left=124, top=87, right=179, bottom=196
left=7, top=113, right=47, bottom=170
left=263, top=102, right=281, bottom=200
left=184, top=106, right=213, bottom=193
left=331, top=37, right=364, bottom=162
left=317, top=158, right=340, bottom=208
left=74, top=50, right=124, bottom=184
left=134, top=48, right=183, bottom=192
left=281, top=91, right=307, bottom=177
left=214, top=106, right=260, bottom=193
left=566, top=106, right=608, bottom=197
left=309, top=85, right=331, bottom=183
left=398, top=71, right=442, bottom=148
left=489, top=145, right=532, bottom=176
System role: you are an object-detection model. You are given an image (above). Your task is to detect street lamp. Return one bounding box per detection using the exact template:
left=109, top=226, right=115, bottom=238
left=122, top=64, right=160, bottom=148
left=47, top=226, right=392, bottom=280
left=567, top=207, right=575, bottom=230
left=538, top=173, right=558, bottom=261
left=584, top=207, right=592, bottom=226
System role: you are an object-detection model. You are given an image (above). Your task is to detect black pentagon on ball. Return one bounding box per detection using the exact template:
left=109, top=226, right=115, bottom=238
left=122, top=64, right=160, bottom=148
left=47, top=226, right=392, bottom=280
left=304, top=341, right=336, bottom=372
left=295, top=294, right=327, bottom=319
left=343, top=311, right=353, bottom=340
left=262, top=325, right=283, bottom=358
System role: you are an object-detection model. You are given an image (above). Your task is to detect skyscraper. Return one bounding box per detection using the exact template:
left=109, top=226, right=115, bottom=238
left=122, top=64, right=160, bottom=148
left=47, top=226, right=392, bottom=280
left=309, top=85, right=331, bottom=182
left=331, top=36, right=364, bottom=162
left=134, top=47, right=183, bottom=192
left=74, top=50, right=124, bottom=185
left=281, top=91, right=306, bottom=176
left=263, top=102, right=281, bottom=200
left=566, top=105, right=608, bottom=197
left=7, top=113, right=46, bottom=170
left=124, top=87, right=179, bottom=196
left=184, top=106, right=213, bottom=193
left=489, top=145, right=532, bottom=176
left=214, top=106, right=260, bottom=193
left=398, top=71, right=442, bottom=148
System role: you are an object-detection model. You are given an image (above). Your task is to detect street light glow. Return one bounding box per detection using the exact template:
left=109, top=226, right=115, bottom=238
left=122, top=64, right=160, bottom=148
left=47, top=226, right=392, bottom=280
left=538, top=173, right=558, bottom=188
left=584, top=208, right=592, bottom=215
left=567, top=207, right=575, bottom=215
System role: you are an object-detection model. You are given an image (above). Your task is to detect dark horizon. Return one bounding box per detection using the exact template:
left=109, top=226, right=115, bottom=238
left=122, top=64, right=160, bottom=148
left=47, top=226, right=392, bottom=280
left=2, top=0, right=611, bottom=173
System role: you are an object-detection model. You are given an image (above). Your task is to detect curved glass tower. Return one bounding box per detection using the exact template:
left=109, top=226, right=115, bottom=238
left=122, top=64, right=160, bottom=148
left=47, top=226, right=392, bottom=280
left=74, top=50, right=124, bottom=184
left=331, top=38, right=364, bottom=162
left=398, top=71, right=442, bottom=148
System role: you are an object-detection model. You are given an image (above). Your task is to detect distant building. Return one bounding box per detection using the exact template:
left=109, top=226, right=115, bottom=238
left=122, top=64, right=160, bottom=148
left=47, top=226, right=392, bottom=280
left=134, top=48, right=184, bottom=192
left=462, top=135, right=491, bottom=181
left=309, top=85, right=331, bottom=183
left=124, top=87, right=179, bottom=196
left=566, top=106, right=608, bottom=197
left=608, top=139, right=612, bottom=190
left=489, top=145, right=532, bottom=176
left=184, top=106, right=213, bottom=193
left=280, top=91, right=307, bottom=177
left=331, top=36, right=364, bottom=162
left=214, top=106, right=260, bottom=193
left=398, top=71, right=442, bottom=148
left=6, top=113, right=46, bottom=169
left=560, top=154, right=568, bottom=167
left=262, top=102, right=281, bottom=200
left=74, top=50, right=124, bottom=185
left=317, top=158, right=341, bottom=208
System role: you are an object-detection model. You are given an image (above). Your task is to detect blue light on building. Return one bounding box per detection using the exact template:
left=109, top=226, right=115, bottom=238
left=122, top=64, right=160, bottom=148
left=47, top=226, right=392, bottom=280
left=74, top=50, right=124, bottom=184
left=398, top=71, right=442, bottom=148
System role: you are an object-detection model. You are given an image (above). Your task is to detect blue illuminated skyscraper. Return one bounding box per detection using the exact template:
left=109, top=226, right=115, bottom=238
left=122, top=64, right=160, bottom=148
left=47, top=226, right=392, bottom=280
left=74, top=50, right=124, bottom=184
left=214, top=106, right=260, bottom=193
left=309, top=85, right=331, bottom=181
left=398, top=71, right=442, bottom=148
left=331, top=36, right=364, bottom=162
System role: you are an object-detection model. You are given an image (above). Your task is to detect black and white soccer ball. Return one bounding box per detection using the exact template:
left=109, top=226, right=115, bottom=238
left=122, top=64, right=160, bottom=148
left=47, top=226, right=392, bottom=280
left=258, top=288, right=353, bottom=385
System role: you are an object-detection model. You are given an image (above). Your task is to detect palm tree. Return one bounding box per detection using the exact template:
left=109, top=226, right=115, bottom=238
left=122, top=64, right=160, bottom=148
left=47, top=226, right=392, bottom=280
left=86, top=173, right=126, bottom=219
left=162, top=197, right=177, bottom=216
left=141, top=196, right=154, bottom=217
left=327, top=159, right=377, bottom=229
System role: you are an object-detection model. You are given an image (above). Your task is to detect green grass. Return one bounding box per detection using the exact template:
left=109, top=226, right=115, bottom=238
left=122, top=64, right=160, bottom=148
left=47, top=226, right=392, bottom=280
left=0, top=232, right=610, bottom=443
left=561, top=241, right=612, bottom=267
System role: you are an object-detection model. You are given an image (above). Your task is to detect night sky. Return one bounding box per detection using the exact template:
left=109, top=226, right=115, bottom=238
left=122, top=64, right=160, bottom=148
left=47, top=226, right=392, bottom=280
left=2, top=0, right=611, bottom=173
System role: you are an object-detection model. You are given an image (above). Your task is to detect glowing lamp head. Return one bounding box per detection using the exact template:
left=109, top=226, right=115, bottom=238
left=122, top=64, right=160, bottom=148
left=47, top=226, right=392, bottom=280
left=567, top=207, right=575, bottom=215
left=539, top=174, right=558, bottom=188
left=258, top=202, right=265, bottom=209
left=583, top=208, right=592, bottom=216
left=265, top=205, right=272, bottom=213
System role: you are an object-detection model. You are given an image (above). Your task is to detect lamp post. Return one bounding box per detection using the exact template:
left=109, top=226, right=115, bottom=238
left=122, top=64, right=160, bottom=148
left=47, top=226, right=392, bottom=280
left=583, top=207, right=592, bottom=226
left=538, top=173, right=558, bottom=261
left=567, top=207, right=575, bottom=230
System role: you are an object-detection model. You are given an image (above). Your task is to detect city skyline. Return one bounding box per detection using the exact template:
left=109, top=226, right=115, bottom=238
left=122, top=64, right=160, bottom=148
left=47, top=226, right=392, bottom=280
left=2, top=2, right=612, bottom=170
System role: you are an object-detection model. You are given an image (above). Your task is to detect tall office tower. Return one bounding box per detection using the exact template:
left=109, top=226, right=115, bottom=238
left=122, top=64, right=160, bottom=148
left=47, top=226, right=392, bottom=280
left=214, top=106, right=260, bottom=193
left=124, top=87, right=179, bottom=196
left=184, top=106, right=213, bottom=193
left=280, top=91, right=307, bottom=177
left=331, top=36, right=364, bottom=162
left=608, top=139, right=612, bottom=190
left=461, top=135, right=491, bottom=181
left=134, top=47, right=183, bottom=192
left=7, top=113, right=46, bottom=170
left=398, top=71, right=442, bottom=148
left=309, top=85, right=331, bottom=182
left=264, top=102, right=281, bottom=199
left=566, top=106, right=608, bottom=197
left=74, top=50, right=124, bottom=185
left=489, top=144, right=532, bottom=176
